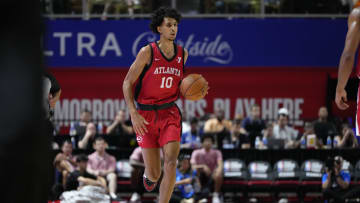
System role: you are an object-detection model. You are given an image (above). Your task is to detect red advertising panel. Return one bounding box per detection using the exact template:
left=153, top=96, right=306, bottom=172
left=51, top=67, right=333, bottom=131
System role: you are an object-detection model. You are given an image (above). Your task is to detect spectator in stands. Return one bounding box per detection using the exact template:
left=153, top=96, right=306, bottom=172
left=229, top=114, right=250, bottom=149
left=85, top=0, right=112, bottom=20
left=65, top=154, right=107, bottom=191
left=181, top=117, right=202, bottom=149
left=87, top=137, right=118, bottom=200
left=299, top=122, right=322, bottom=149
left=261, top=122, right=274, bottom=149
left=73, top=109, right=92, bottom=135
left=334, top=124, right=358, bottom=148
left=191, top=134, right=223, bottom=203
left=313, top=106, right=338, bottom=145
left=70, top=109, right=93, bottom=147
left=113, top=0, right=143, bottom=17
left=272, top=108, right=298, bottom=149
left=242, top=104, right=266, bottom=148
left=106, top=109, right=135, bottom=148
left=129, top=146, right=164, bottom=202
left=77, top=122, right=97, bottom=150
left=215, top=0, right=225, bottom=13
left=53, top=140, right=77, bottom=187
left=170, top=153, right=205, bottom=203
left=321, top=155, right=360, bottom=203
left=204, top=107, right=232, bottom=150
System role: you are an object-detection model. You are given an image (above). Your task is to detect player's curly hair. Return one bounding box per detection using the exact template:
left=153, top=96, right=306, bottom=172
left=149, top=7, right=182, bottom=34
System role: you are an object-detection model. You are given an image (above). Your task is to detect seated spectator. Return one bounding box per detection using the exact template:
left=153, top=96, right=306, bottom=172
left=191, top=134, right=223, bottom=203
left=106, top=109, right=135, bottom=148
left=53, top=140, right=77, bottom=187
left=65, top=154, right=107, bottom=191
left=334, top=124, right=358, bottom=149
left=261, top=122, right=274, bottom=149
left=113, top=0, right=142, bottom=16
left=70, top=109, right=93, bottom=148
left=170, top=154, right=206, bottom=203
left=86, top=0, right=112, bottom=20
left=242, top=104, right=266, bottom=148
left=299, top=122, right=322, bottom=149
left=204, top=108, right=232, bottom=150
left=228, top=114, right=250, bottom=149
left=87, top=137, right=118, bottom=200
left=313, top=106, right=338, bottom=145
left=322, top=156, right=360, bottom=202
left=72, top=109, right=92, bottom=136
left=181, top=117, right=202, bottom=149
left=272, top=108, right=298, bottom=149
left=78, top=122, right=97, bottom=150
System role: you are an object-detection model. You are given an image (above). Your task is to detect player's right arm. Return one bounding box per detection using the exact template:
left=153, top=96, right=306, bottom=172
left=123, top=46, right=151, bottom=136
left=336, top=9, right=360, bottom=110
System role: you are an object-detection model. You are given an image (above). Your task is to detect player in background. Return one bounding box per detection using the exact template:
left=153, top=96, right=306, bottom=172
left=336, top=0, right=360, bottom=135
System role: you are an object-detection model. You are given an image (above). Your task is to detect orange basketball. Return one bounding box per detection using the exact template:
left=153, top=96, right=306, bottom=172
left=180, top=74, right=209, bottom=101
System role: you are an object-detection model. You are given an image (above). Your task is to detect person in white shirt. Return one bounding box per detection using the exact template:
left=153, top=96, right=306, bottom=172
left=272, top=108, right=298, bottom=149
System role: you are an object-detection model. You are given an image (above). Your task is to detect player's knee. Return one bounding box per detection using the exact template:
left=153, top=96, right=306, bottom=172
left=164, top=158, right=177, bottom=171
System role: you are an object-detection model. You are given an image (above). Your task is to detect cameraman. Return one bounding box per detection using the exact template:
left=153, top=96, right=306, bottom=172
left=322, top=156, right=350, bottom=202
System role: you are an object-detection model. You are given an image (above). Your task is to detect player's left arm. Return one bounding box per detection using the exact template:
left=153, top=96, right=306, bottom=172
left=184, top=49, right=189, bottom=65
left=336, top=9, right=360, bottom=109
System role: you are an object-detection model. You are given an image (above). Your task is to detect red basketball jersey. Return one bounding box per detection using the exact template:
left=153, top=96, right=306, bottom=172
left=135, top=42, right=185, bottom=105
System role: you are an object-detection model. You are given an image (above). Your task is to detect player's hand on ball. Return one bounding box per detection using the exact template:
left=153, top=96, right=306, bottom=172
left=130, top=111, right=149, bottom=136
left=335, top=88, right=349, bottom=110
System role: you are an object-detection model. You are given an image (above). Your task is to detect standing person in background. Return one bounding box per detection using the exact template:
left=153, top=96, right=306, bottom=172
left=335, top=1, right=360, bottom=136
left=43, top=71, right=61, bottom=121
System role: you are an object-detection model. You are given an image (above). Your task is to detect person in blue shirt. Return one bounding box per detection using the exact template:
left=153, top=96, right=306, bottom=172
left=170, top=153, right=208, bottom=203
left=181, top=117, right=202, bottom=149
left=322, top=156, right=360, bottom=202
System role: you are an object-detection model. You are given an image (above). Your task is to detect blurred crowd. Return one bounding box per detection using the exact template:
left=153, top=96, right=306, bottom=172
left=51, top=104, right=359, bottom=202
left=41, top=0, right=354, bottom=17
left=54, top=105, right=357, bottom=151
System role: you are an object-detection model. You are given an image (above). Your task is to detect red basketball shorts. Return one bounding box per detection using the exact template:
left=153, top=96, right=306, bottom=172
left=136, top=105, right=182, bottom=148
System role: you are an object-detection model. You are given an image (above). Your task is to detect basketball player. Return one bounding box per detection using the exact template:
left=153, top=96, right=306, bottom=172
left=123, top=7, right=199, bottom=203
left=336, top=0, right=360, bottom=135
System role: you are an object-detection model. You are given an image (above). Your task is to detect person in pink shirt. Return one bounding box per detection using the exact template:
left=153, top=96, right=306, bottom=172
left=87, top=137, right=118, bottom=200
left=190, top=134, right=223, bottom=203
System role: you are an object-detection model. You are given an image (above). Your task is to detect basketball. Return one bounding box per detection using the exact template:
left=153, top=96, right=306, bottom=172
left=180, top=74, right=209, bottom=101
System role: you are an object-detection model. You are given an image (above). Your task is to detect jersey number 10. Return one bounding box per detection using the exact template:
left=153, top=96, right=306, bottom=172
left=160, top=77, right=173, bottom=88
